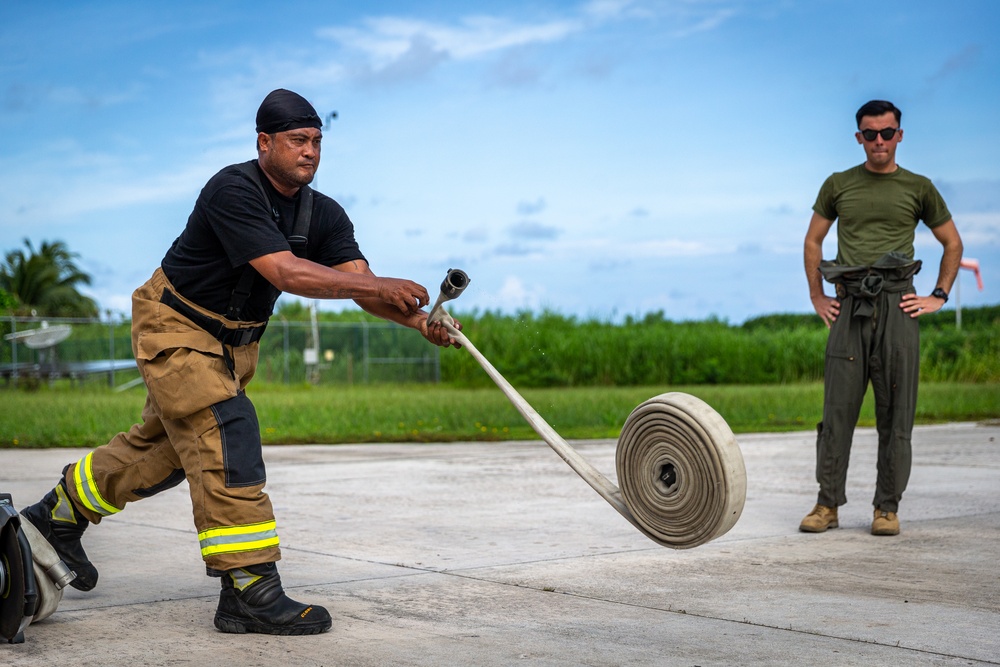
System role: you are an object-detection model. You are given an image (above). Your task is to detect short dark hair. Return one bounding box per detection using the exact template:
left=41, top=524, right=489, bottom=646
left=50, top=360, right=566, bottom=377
left=856, top=100, right=901, bottom=128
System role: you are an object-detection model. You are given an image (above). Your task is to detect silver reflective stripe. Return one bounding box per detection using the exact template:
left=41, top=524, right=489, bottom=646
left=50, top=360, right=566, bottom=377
left=50, top=483, right=78, bottom=525
left=72, top=452, right=119, bottom=517
left=229, top=568, right=263, bottom=592
left=198, top=521, right=279, bottom=558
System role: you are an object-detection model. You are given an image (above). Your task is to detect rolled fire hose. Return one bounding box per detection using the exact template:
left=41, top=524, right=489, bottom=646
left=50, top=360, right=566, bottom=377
left=19, top=518, right=75, bottom=622
left=615, top=392, right=746, bottom=548
left=429, top=270, right=746, bottom=548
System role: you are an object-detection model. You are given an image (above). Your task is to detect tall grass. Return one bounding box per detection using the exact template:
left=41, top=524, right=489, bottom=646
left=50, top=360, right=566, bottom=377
left=2, top=305, right=996, bottom=447
left=2, top=382, right=997, bottom=448
left=439, top=306, right=1000, bottom=387
left=4, top=305, right=997, bottom=388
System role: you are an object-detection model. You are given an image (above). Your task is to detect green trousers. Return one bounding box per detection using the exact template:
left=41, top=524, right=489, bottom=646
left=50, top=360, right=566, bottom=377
left=815, top=279, right=920, bottom=513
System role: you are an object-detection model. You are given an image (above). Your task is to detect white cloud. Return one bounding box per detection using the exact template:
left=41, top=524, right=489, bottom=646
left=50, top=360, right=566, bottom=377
left=0, top=145, right=241, bottom=226
left=308, top=3, right=750, bottom=88
left=669, top=8, right=738, bottom=38
left=319, top=15, right=583, bottom=66
left=925, top=212, right=1000, bottom=249
left=495, top=275, right=545, bottom=310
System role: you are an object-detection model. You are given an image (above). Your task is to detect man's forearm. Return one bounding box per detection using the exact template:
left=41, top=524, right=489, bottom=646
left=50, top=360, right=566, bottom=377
left=804, top=241, right=825, bottom=297
left=928, top=220, right=964, bottom=294
left=936, top=241, right=963, bottom=293
left=354, top=297, right=422, bottom=329
left=253, top=252, right=383, bottom=300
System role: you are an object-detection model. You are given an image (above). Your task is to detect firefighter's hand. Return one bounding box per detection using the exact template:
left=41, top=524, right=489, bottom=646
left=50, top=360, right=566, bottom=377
left=423, top=316, right=463, bottom=349
left=377, top=278, right=429, bottom=315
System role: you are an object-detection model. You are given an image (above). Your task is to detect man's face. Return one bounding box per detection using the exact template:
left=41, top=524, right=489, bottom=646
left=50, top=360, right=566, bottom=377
left=856, top=111, right=902, bottom=172
left=259, top=127, right=322, bottom=192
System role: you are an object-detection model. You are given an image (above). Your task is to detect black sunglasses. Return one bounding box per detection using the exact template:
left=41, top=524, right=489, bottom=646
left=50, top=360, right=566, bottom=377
left=860, top=127, right=900, bottom=141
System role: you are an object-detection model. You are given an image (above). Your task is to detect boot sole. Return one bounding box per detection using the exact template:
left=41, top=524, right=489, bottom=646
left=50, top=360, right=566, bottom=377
left=799, top=520, right=838, bottom=533
left=214, top=612, right=332, bottom=636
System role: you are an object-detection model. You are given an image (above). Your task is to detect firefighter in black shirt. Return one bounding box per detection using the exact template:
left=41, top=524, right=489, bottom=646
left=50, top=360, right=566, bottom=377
left=20, top=89, right=459, bottom=636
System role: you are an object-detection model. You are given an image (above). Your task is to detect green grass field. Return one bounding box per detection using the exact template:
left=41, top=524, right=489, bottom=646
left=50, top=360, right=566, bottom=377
left=3, top=305, right=997, bottom=448
left=2, top=382, right=997, bottom=448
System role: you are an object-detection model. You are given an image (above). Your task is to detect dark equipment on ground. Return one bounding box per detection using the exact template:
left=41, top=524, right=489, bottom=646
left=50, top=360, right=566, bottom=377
left=0, top=493, right=76, bottom=644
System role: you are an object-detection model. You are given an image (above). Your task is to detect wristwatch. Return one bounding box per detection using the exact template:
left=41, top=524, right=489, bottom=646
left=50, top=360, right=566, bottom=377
left=931, top=287, right=949, bottom=303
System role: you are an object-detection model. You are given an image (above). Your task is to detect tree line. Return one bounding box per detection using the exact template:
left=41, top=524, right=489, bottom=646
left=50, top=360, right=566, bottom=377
left=3, top=239, right=996, bottom=387
left=0, top=239, right=98, bottom=317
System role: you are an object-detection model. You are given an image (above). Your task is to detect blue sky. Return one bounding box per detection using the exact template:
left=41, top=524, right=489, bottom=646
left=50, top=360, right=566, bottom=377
left=2, top=0, right=998, bottom=323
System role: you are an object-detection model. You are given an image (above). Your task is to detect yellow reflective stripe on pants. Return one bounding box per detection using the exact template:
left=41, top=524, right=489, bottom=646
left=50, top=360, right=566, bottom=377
left=73, top=452, right=121, bottom=517
left=198, top=520, right=279, bottom=557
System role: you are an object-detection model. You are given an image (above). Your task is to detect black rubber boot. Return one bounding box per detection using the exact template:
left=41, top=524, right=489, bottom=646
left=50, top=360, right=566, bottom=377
left=214, top=562, right=332, bottom=635
left=20, top=479, right=99, bottom=591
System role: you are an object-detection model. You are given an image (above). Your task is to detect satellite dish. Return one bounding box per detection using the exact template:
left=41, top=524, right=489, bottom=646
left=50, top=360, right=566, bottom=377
left=3, top=324, right=73, bottom=350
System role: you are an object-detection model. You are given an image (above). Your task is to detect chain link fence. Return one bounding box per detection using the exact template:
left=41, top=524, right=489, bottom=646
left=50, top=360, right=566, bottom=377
left=1, top=315, right=440, bottom=388
left=259, top=318, right=441, bottom=385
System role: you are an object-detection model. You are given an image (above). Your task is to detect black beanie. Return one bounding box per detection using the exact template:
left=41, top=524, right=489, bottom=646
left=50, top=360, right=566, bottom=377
left=255, top=89, right=322, bottom=134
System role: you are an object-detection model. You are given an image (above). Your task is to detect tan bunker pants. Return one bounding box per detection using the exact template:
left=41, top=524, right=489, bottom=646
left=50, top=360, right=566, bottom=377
left=63, top=268, right=280, bottom=572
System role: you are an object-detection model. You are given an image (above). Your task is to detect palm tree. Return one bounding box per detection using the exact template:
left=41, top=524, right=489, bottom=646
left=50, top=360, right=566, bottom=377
left=0, top=287, right=16, bottom=313
left=0, top=239, right=99, bottom=317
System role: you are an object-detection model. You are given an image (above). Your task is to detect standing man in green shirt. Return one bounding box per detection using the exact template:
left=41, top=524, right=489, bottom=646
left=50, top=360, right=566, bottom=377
left=800, top=100, right=963, bottom=536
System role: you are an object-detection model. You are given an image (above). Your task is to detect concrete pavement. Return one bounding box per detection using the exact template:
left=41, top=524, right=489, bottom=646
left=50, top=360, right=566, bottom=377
left=1, top=422, right=998, bottom=666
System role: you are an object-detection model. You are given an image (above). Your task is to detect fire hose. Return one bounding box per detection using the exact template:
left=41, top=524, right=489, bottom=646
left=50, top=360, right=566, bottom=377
left=429, top=269, right=746, bottom=549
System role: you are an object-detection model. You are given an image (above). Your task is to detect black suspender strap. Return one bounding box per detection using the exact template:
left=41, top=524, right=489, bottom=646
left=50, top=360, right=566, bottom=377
left=289, top=186, right=313, bottom=257
left=233, top=163, right=313, bottom=255
left=226, top=161, right=313, bottom=320
left=161, top=288, right=267, bottom=347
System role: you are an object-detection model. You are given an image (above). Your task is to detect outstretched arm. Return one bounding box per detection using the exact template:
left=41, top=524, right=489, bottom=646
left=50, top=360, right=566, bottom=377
left=249, top=251, right=428, bottom=316
left=252, top=251, right=459, bottom=346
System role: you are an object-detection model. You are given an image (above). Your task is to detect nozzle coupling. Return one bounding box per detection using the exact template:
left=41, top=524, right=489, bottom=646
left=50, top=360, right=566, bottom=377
left=440, top=269, right=469, bottom=300
left=429, top=268, right=470, bottom=324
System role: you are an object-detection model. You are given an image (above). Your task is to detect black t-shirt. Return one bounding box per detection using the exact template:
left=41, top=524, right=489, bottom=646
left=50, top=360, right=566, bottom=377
left=161, top=160, right=365, bottom=322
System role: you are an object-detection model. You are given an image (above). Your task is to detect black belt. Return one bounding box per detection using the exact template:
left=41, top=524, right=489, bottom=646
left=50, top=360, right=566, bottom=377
left=160, top=288, right=267, bottom=347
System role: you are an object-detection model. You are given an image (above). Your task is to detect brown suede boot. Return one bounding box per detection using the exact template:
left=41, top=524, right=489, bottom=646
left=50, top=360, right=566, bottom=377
left=871, top=509, right=900, bottom=536
left=799, top=504, right=839, bottom=532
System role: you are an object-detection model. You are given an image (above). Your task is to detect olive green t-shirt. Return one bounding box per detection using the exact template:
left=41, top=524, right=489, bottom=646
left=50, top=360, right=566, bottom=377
left=812, top=164, right=952, bottom=266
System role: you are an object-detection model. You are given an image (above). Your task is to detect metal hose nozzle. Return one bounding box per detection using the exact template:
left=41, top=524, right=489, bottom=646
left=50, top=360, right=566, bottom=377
left=429, top=269, right=470, bottom=323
